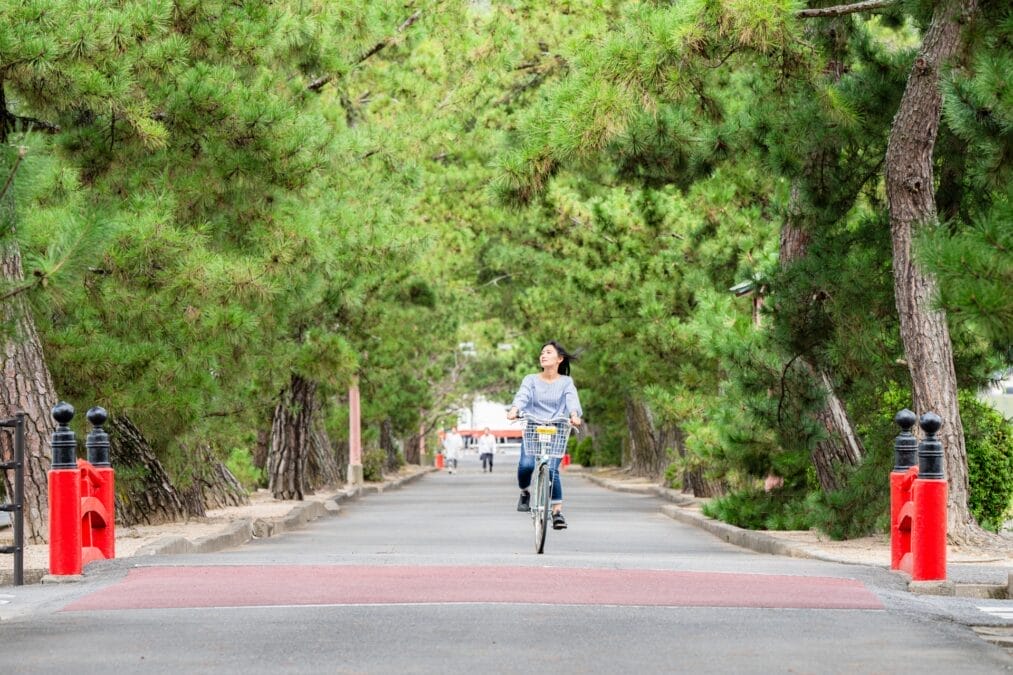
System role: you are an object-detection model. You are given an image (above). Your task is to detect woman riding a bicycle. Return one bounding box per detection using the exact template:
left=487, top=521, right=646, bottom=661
left=506, top=340, right=582, bottom=530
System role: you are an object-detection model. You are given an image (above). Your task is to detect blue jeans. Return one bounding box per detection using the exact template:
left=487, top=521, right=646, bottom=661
left=517, top=443, right=562, bottom=505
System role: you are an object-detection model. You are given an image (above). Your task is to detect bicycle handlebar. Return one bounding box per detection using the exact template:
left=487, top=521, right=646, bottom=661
left=514, top=412, right=571, bottom=425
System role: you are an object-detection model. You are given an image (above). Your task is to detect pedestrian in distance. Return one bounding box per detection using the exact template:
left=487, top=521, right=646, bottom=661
left=506, top=340, right=582, bottom=530
left=443, top=427, right=464, bottom=475
left=478, top=427, right=496, bottom=473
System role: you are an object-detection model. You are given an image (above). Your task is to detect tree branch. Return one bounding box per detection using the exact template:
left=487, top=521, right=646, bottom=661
left=308, top=10, right=423, bottom=93
left=797, top=0, right=895, bottom=19
left=0, top=280, right=36, bottom=303
left=12, top=114, right=61, bottom=134
left=357, top=11, right=422, bottom=64
left=0, top=145, right=26, bottom=203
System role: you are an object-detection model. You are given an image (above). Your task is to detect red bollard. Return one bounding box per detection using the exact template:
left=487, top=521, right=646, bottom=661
left=435, top=453, right=445, bottom=469
left=911, top=412, right=947, bottom=581
left=48, top=403, right=83, bottom=576
left=562, top=453, right=571, bottom=468
left=91, top=464, right=115, bottom=559
left=911, top=477, right=947, bottom=580
left=84, top=407, right=115, bottom=560
left=78, top=460, right=114, bottom=564
left=892, top=466, right=917, bottom=573
left=890, top=409, right=919, bottom=571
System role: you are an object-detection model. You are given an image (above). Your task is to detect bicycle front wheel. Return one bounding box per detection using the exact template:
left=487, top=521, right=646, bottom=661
left=534, top=463, right=551, bottom=554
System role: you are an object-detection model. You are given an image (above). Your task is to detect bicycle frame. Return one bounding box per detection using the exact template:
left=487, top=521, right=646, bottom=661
left=520, top=416, right=571, bottom=554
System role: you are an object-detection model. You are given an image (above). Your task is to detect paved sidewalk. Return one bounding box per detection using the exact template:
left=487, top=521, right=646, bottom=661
left=579, top=467, right=1013, bottom=598
left=0, top=465, right=437, bottom=586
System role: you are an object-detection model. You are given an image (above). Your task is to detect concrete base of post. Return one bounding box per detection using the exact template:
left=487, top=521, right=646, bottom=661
left=908, top=579, right=956, bottom=596
left=348, top=463, right=364, bottom=487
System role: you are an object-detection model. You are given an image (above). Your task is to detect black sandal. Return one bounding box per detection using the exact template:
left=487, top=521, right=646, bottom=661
left=517, top=491, right=531, bottom=512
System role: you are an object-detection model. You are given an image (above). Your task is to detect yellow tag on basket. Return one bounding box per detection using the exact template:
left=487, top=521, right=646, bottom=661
left=535, top=426, right=557, bottom=435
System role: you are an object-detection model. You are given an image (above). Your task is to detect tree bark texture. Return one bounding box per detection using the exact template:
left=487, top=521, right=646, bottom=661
left=253, top=426, right=270, bottom=471
left=670, top=426, right=723, bottom=498
left=269, top=376, right=312, bottom=499
left=624, top=397, right=671, bottom=480
left=109, top=415, right=197, bottom=526
left=183, top=444, right=249, bottom=511
left=0, top=150, right=56, bottom=543
left=883, top=0, right=980, bottom=542
left=268, top=375, right=339, bottom=499
left=404, top=433, right=421, bottom=465
left=780, top=186, right=866, bottom=492
left=381, top=418, right=399, bottom=471
left=307, top=415, right=342, bottom=489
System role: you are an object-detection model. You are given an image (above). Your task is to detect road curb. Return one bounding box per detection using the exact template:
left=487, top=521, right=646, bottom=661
left=136, top=466, right=439, bottom=557
left=580, top=471, right=1009, bottom=598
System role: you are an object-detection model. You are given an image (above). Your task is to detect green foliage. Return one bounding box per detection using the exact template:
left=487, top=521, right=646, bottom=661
left=917, top=200, right=1013, bottom=349
left=962, top=392, right=1013, bottom=532
left=703, top=489, right=813, bottom=531
left=569, top=435, right=593, bottom=467
left=225, top=448, right=265, bottom=492
left=1, top=0, right=1007, bottom=538
left=362, top=448, right=386, bottom=483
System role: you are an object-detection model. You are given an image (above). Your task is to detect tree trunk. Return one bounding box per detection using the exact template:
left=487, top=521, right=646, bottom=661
left=380, top=418, right=399, bottom=472
left=253, top=426, right=270, bottom=471
left=333, top=435, right=349, bottom=483
left=781, top=168, right=865, bottom=494
left=624, top=397, right=669, bottom=480
left=0, top=147, right=56, bottom=544
left=671, top=426, right=723, bottom=498
left=404, top=432, right=421, bottom=465
left=306, top=412, right=341, bottom=490
left=109, top=415, right=198, bottom=526
left=268, top=374, right=337, bottom=499
left=883, top=0, right=982, bottom=543
left=183, top=444, right=249, bottom=511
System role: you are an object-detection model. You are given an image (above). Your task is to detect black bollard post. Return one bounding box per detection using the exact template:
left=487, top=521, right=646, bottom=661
left=893, top=409, right=918, bottom=471
left=85, top=407, right=110, bottom=467
left=917, top=412, right=945, bottom=479
left=50, top=402, right=78, bottom=469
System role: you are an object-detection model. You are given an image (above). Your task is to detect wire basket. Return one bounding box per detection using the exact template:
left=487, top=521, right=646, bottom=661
left=522, top=420, right=571, bottom=458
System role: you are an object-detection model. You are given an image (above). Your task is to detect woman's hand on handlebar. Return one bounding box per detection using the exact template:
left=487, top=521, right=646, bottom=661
left=506, top=407, right=519, bottom=420
left=570, top=413, right=582, bottom=427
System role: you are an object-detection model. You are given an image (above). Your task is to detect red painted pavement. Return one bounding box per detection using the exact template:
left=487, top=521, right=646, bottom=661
left=62, top=566, right=883, bottom=612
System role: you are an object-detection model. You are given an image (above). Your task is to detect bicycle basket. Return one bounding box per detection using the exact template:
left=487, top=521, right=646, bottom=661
left=522, top=420, right=571, bottom=458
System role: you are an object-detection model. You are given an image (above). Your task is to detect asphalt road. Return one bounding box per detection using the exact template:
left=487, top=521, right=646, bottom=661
left=1, top=463, right=1011, bottom=673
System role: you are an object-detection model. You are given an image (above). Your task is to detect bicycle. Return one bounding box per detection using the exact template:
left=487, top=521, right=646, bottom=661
left=518, top=414, right=572, bottom=554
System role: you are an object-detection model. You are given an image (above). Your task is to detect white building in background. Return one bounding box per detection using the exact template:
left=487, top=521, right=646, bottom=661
left=453, top=396, right=522, bottom=450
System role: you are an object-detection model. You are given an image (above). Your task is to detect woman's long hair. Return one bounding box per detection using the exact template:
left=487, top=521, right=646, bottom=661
left=541, top=340, right=576, bottom=376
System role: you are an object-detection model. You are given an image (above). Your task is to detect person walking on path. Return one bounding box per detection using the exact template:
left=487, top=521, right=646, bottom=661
left=477, top=427, right=496, bottom=473
left=506, top=340, right=582, bottom=530
left=443, top=427, right=464, bottom=475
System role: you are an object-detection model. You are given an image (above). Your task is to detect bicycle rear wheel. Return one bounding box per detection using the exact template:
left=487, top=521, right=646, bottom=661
left=534, top=463, right=551, bottom=554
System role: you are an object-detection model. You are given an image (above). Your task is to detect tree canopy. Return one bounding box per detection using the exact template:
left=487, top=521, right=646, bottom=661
left=1, top=0, right=1009, bottom=542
